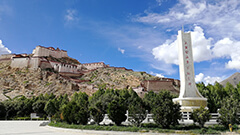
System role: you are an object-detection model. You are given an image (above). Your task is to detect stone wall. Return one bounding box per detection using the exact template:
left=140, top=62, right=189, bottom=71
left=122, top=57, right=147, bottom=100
left=28, top=57, right=40, bottom=69
left=141, top=79, right=178, bottom=93
left=10, top=57, right=29, bottom=68
left=40, top=61, right=52, bottom=69
left=32, top=46, right=68, bottom=58
left=50, top=61, right=78, bottom=73
left=0, top=54, right=15, bottom=60
left=82, top=62, right=109, bottom=70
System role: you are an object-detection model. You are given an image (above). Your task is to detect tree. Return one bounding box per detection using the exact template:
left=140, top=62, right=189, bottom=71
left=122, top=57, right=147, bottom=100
left=197, top=82, right=227, bottom=113
left=0, top=102, right=6, bottom=119
left=128, top=101, right=146, bottom=127
left=61, top=92, right=89, bottom=125
left=58, top=94, right=69, bottom=109
left=14, top=96, right=33, bottom=117
left=32, top=100, right=46, bottom=114
left=143, top=91, right=157, bottom=113
left=107, top=99, right=127, bottom=126
left=152, top=91, right=181, bottom=128
left=3, top=100, right=16, bottom=120
left=89, top=102, right=104, bottom=125
left=217, top=97, right=240, bottom=128
left=127, top=89, right=147, bottom=127
left=191, top=106, right=211, bottom=128
left=44, top=99, right=57, bottom=118
left=89, top=89, right=106, bottom=125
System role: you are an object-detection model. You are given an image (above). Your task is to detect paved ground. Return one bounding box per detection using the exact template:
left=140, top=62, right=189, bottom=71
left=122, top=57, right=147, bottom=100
left=0, top=121, right=167, bottom=135
left=0, top=121, right=238, bottom=135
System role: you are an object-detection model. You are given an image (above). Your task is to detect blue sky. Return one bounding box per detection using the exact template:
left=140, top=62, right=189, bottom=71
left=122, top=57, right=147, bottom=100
left=0, top=0, right=240, bottom=84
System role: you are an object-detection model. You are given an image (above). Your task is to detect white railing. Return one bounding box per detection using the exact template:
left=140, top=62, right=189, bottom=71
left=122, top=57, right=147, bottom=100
left=93, top=111, right=240, bottom=125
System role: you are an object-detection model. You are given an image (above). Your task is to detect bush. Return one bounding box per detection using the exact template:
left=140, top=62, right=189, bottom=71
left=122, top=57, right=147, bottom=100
left=217, top=98, right=240, bottom=128
left=190, top=106, right=211, bottom=128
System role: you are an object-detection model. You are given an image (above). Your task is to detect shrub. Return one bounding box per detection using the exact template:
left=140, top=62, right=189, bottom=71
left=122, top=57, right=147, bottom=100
left=217, top=98, right=240, bottom=128
left=190, top=106, right=211, bottom=128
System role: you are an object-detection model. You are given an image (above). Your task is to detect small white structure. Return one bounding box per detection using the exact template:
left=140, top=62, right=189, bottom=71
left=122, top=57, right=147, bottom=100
left=173, top=29, right=207, bottom=112
left=30, top=113, right=40, bottom=120
left=99, top=114, right=115, bottom=125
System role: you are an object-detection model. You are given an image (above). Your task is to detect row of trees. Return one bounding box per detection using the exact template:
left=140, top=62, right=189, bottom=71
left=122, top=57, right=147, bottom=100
left=0, top=89, right=181, bottom=128
left=197, top=82, right=240, bottom=127
left=0, top=81, right=239, bottom=128
left=197, top=82, right=240, bottom=113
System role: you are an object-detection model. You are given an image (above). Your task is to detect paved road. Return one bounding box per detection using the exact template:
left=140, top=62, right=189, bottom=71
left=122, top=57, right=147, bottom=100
left=0, top=121, right=167, bottom=135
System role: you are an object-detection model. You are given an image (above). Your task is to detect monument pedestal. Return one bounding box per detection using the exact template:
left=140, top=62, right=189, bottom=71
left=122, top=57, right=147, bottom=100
left=173, top=97, right=207, bottom=112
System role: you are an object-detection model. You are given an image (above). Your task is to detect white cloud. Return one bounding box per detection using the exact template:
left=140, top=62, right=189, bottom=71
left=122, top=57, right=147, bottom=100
left=155, top=73, right=164, bottom=78
left=0, top=40, right=11, bottom=55
left=152, top=25, right=240, bottom=70
left=212, top=38, right=240, bottom=69
left=118, top=48, right=125, bottom=54
left=152, top=26, right=213, bottom=65
left=195, top=73, right=222, bottom=85
left=64, top=9, right=79, bottom=22
left=195, top=73, right=204, bottom=83
left=152, top=39, right=178, bottom=64
left=134, top=0, right=240, bottom=38
left=149, top=71, right=165, bottom=78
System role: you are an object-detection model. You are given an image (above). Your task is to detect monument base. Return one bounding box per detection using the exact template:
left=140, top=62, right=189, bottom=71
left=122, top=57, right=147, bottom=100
left=173, top=97, right=207, bottom=112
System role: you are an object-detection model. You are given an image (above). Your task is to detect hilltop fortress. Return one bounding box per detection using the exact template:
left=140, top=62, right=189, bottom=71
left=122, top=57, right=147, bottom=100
left=0, top=46, right=180, bottom=95
left=0, top=46, right=110, bottom=76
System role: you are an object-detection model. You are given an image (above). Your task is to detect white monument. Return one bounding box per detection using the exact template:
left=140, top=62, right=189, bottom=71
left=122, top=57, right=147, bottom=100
left=173, top=29, right=207, bottom=112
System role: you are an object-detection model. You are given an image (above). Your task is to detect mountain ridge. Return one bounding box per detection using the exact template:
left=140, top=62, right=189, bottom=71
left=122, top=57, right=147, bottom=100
left=220, top=72, right=240, bottom=87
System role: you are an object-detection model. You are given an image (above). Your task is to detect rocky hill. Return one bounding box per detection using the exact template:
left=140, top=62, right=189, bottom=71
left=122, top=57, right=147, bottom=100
left=0, top=61, right=78, bottom=101
left=220, top=72, right=240, bottom=87
left=0, top=61, right=161, bottom=101
left=81, top=67, right=159, bottom=90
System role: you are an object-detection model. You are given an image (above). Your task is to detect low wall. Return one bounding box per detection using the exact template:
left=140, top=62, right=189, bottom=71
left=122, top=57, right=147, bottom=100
left=10, top=57, right=29, bottom=68
left=142, top=80, right=176, bottom=92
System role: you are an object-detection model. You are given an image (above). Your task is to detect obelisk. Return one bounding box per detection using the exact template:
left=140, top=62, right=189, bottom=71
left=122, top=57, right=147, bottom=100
left=173, top=29, right=207, bottom=112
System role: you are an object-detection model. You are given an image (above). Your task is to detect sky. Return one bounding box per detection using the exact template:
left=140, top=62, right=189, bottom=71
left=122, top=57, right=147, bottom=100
left=0, top=0, right=240, bottom=85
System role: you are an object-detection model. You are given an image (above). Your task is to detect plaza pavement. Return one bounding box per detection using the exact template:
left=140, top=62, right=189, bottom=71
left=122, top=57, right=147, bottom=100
left=0, top=121, right=169, bottom=135
left=0, top=121, right=238, bottom=135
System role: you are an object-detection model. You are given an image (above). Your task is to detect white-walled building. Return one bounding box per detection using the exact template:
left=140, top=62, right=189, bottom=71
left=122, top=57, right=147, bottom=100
left=7, top=46, right=109, bottom=76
